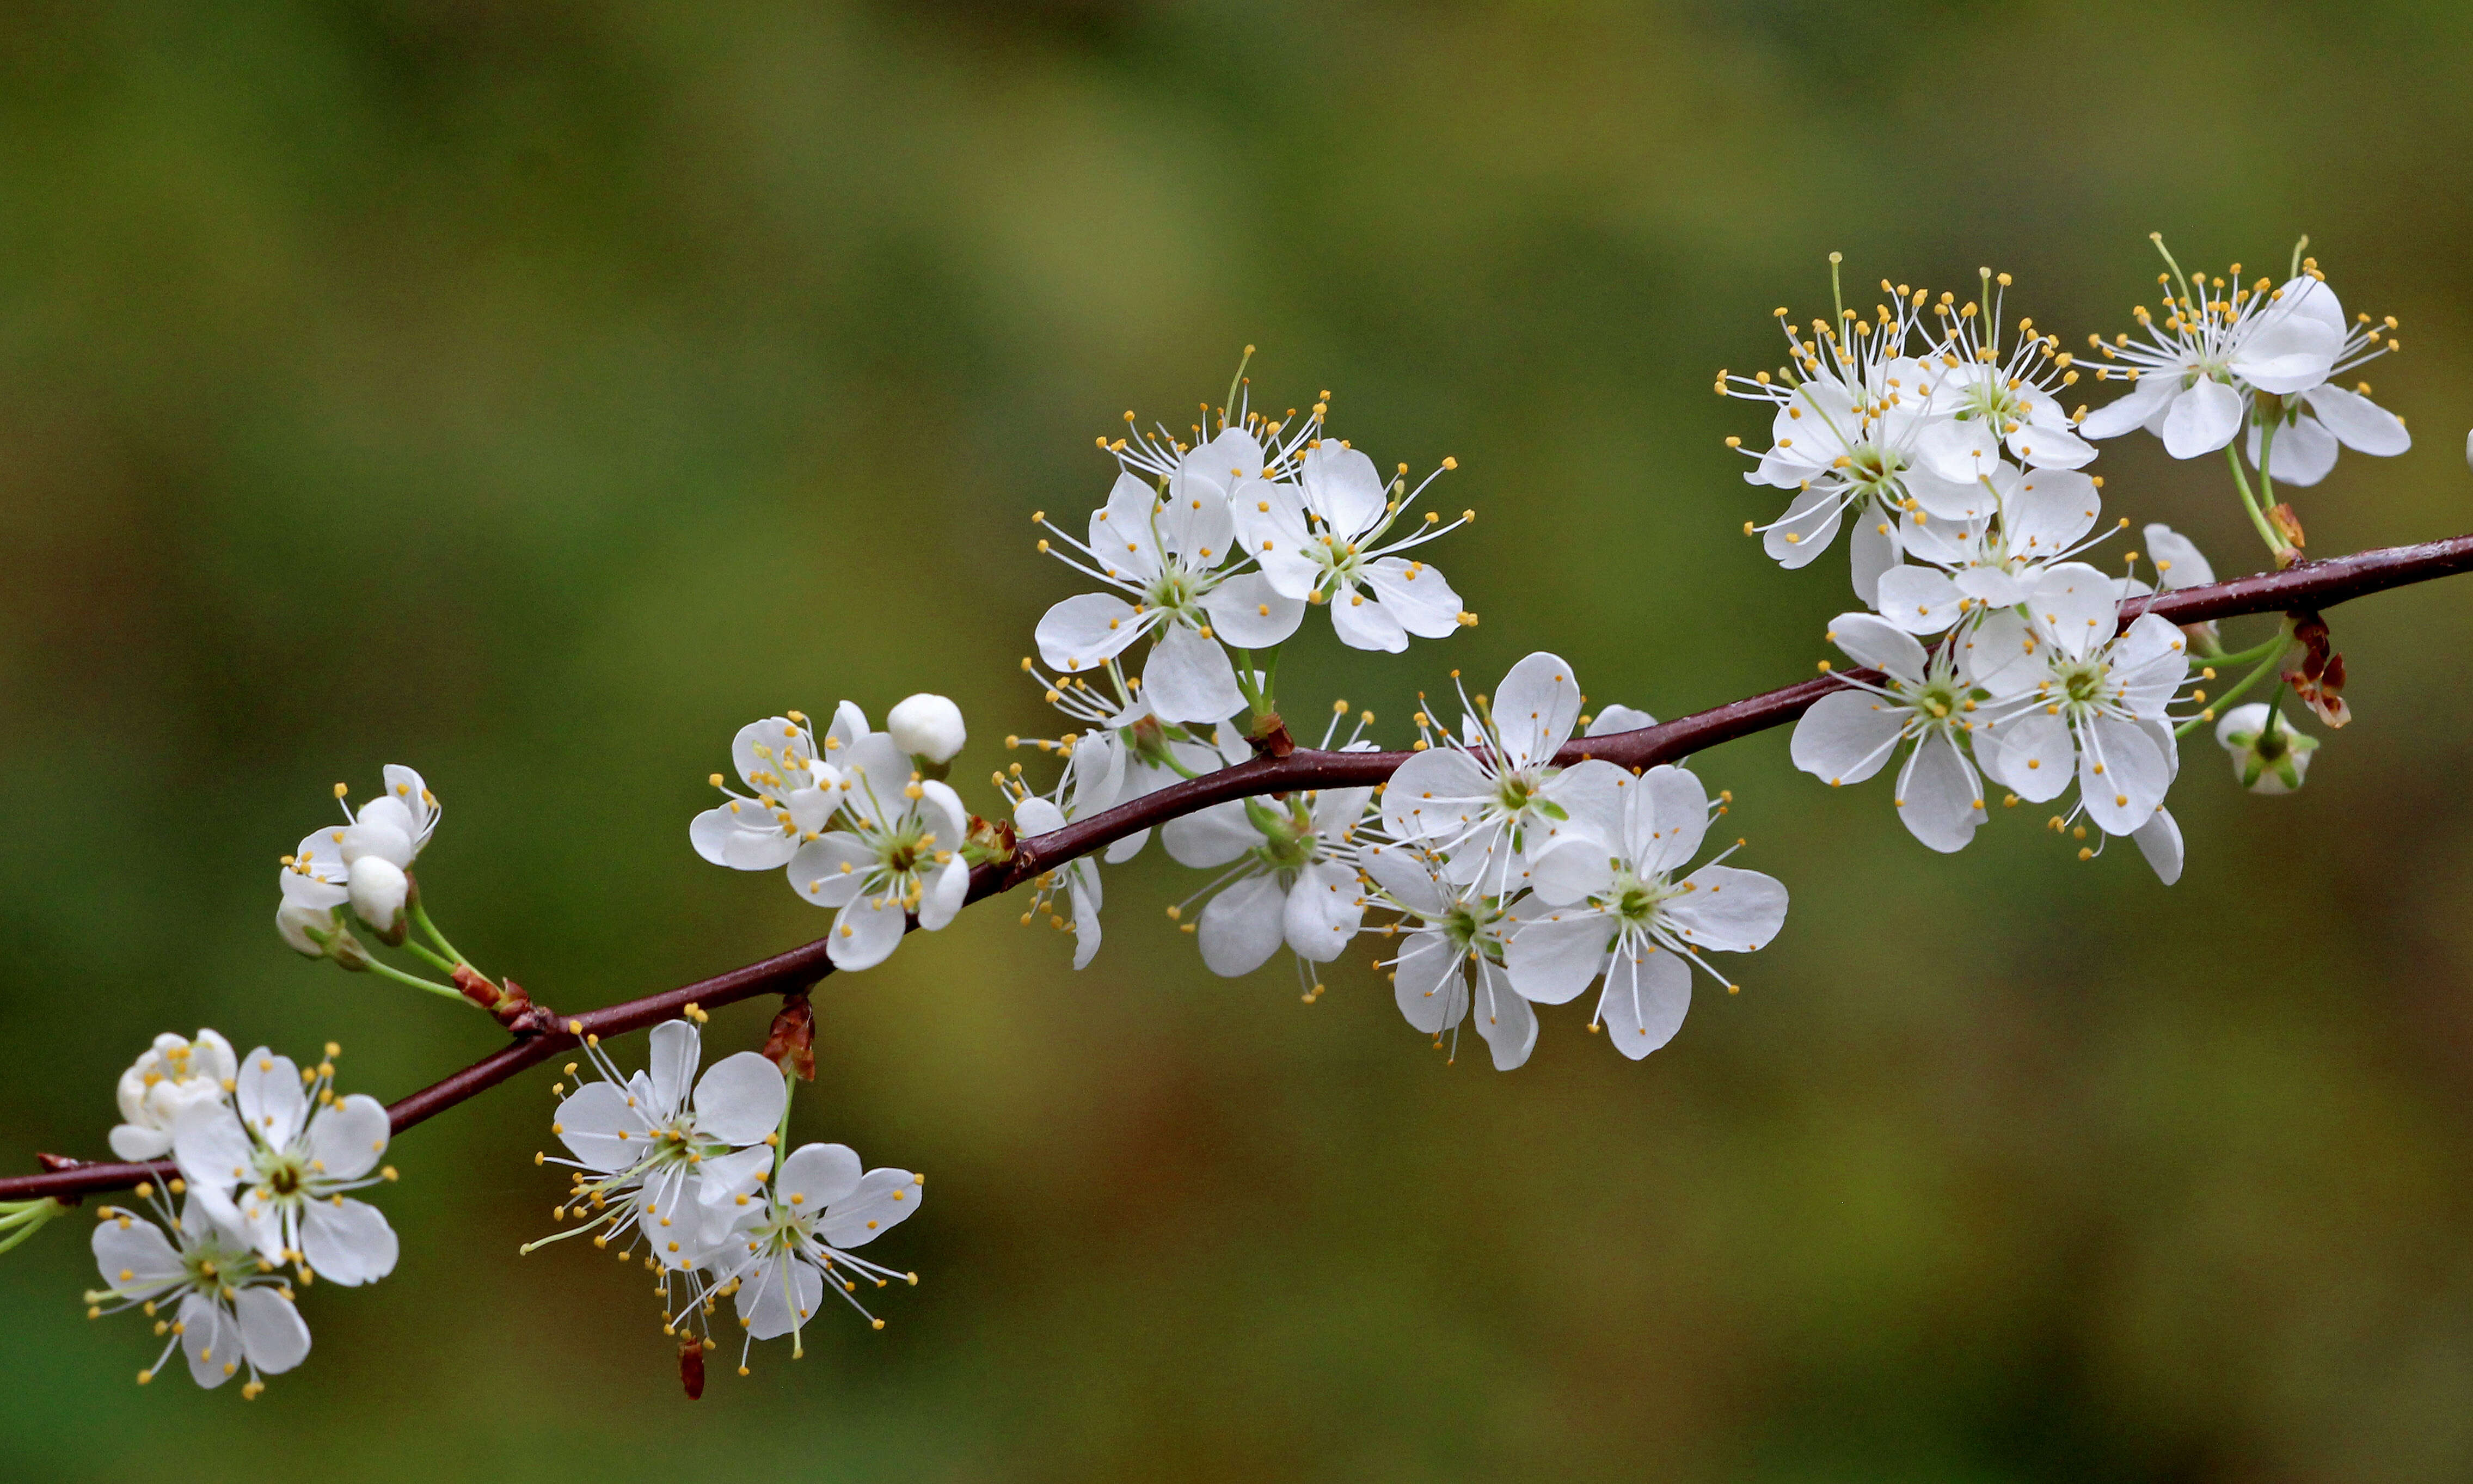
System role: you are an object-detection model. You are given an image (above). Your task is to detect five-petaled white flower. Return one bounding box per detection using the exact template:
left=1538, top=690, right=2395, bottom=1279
left=543, top=1018, right=788, bottom=1267
left=1508, top=763, right=1788, bottom=1058
left=703, top=1142, right=922, bottom=1365
left=1236, top=441, right=1472, bottom=652
left=1791, top=613, right=2002, bottom=854
left=691, top=706, right=861, bottom=874
left=1872, top=465, right=2114, bottom=634
left=87, top=1191, right=310, bottom=1397
left=1162, top=765, right=1377, bottom=978
left=2078, top=242, right=2360, bottom=460
left=786, top=716, right=974, bottom=970
left=1913, top=275, right=2096, bottom=480
left=171, top=1047, right=401, bottom=1285
left=1034, top=426, right=1304, bottom=722
left=1722, top=283, right=1977, bottom=602
left=1967, top=563, right=2192, bottom=875
left=109, top=1030, right=238, bottom=1162
left=1360, top=839, right=1533, bottom=1070
left=1383, top=653, right=1609, bottom=894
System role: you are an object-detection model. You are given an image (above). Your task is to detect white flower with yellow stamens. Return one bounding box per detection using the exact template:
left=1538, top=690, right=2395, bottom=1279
left=1033, top=401, right=1317, bottom=722
left=690, top=707, right=860, bottom=873
left=1871, top=463, right=2116, bottom=634
left=276, top=764, right=440, bottom=954
left=1508, top=764, right=1788, bottom=1058
left=703, top=1142, right=923, bottom=1371
left=786, top=727, right=973, bottom=970
left=169, top=1045, right=401, bottom=1284
left=2078, top=238, right=2354, bottom=460
left=1382, top=653, right=1611, bottom=894
left=1720, top=271, right=1972, bottom=602
left=1360, top=839, right=1533, bottom=1070
left=1912, top=272, right=2096, bottom=479
left=1232, top=440, right=1473, bottom=652
left=85, top=1187, right=309, bottom=1397
left=1790, top=613, right=2003, bottom=854
left=109, top=1030, right=239, bottom=1161
left=532, top=1016, right=786, bottom=1270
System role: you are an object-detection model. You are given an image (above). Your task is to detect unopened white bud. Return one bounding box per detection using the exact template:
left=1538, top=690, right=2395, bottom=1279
left=277, top=901, right=370, bottom=970
left=347, top=857, right=411, bottom=944
left=108, top=1029, right=236, bottom=1160
left=888, top=694, right=967, bottom=764
left=2214, top=703, right=2319, bottom=795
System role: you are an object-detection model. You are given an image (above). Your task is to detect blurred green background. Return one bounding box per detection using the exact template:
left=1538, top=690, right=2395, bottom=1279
left=5, top=2, right=2473, bottom=1479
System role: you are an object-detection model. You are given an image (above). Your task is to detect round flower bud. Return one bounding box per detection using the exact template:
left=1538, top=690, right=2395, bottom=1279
left=888, top=693, right=968, bottom=764
left=348, top=857, right=412, bottom=944
left=2214, top=702, right=2319, bottom=795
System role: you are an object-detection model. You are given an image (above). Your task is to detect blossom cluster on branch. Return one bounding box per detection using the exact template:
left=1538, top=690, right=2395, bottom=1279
left=0, top=235, right=2443, bottom=1402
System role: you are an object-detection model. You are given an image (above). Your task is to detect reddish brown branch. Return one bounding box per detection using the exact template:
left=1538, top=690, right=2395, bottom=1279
left=9, top=532, right=2470, bottom=1205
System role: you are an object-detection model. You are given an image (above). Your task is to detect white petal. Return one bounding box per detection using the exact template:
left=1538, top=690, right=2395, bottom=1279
left=1493, top=652, right=1584, bottom=769
left=232, top=1286, right=311, bottom=1375
left=1874, top=566, right=1962, bottom=635
left=2132, top=807, right=2185, bottom=886
left=918, top=857, right=968, bottom=931
left=2230, top=314, right=2339, bottom=395
left=693, top=1051, right=788, bottom=1146
left=1329, top=586, right=1411, bottom=653
left=1360, top=558, right=1464, bottom=639
left=828, top=893, right=908, bottom=971
left=2249, top=411, right=2339, bottom=487
left=1035, top=591, right=1147, bottom=675
left=1661, top=866, right=1789, bottom=952
left=1471, top=961, right=1538, bottom=1071
left=2077, top=375, right=2177, bottom=440
left=1200, top=571, right=1305, bottom=648
left=305, top=1094, right=388, bottom=1182
left=1198, top=872, right=1286, bottom=977
left=1849, top=508, right=1900, bottom=607
left=1360, top=842, right=1451, bottom=917
left=1584, top=703, right=1657, bottom=739
left=2141, top=523, right=2216, bottom=589
left=1300, top=441, right=1387, bottom=533
left=819, top=1167, right=924, bottom=1248
left=234, top=1050, right=306, bottom=1154
left=1628, top=764, right=1711, bottom=878
left=647, top=1020, right=699, bottom=1119
left=2077, top=715, right=2170, bottom=836
left=1889, top=732, right=1985, bottom=853
left=1527, top=839, right=1615, bottom=907
left=2301, top=384, right=2410, bottom=456
left=2029, top=562, right=2120, bottom=659
left=1763, top=484, right=1844, bottom=568
left=789, top=832, right=874, bottom=909
left=1828, top=612, right=1929, bottom=681
left=777, top=1142, right=864, bottom=1211
left=1504, top=907, right=1612, bottom=1005
left=300, top=1197, right=398, bottom=1286
left=1142, top=623, right=1245, bottom=723
left=2009, top=416, right=2095, bottom=470
left=737, top=1253, right=825, bottom=1341
left=1790, top=690, right=1909, bottom=787
left=1990, top=710, right=2075, bottom=801
left=179, top=1292, right=241, bottom=1388
left=1161, top=800, right=1260, bottom=868
left=1382, top=747, right=1490, bottom=842
left=1283, top=861, right=1366, bottom=964
left=91, top=1211, right=184, bottom=1290
left=1393, top=932, right=1469, bottom=1035
left=1598, top=942, right=1691, bottom=1060
left=2161, top=380, right=2243, bottom=459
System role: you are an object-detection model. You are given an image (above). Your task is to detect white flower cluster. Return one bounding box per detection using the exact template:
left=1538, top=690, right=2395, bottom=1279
left=86, top=1032, right=400, bottom=1397
left=529, top=1014, right=921, bottom=1377
left=1723, top=250, right=2394, bottom=880
left=277, top=765, right=440, bottom=965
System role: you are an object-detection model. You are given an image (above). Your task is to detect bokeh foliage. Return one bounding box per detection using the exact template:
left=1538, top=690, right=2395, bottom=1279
left=5, top=2, right=2473, bottom=1479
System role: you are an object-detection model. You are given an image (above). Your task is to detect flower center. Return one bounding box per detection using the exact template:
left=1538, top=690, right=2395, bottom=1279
left=2061, top=660, right=2109, bottom=705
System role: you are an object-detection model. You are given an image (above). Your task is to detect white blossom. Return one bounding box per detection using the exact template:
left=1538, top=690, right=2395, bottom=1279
left=1873, top=464, right=2114, bottom=633
left=785, top=722, right=975, bottom=970
left=1163, top=761, right=1377, bottom=980
left=537, top=1017, right=787, bottom=1269
left=1790, top=614, right=2000, bottom=853
left=2216, top=703, right=2319, bottom=794
left=1234, top=441, right=1473, bottom=652
left=887, top=693, right=968, bottom=764
left=1721, top=280, right=1968, bottom=601
left=1012, top=794, right=1102, bottom=968
left=85, top=1192, right=310, bottom=1396
left=170, top=1047, right=401, bottom=1285
left=1509, top=764, right=1788, bottom=1058
left=110, top=1031, right=239, bottom=1162
left=1968, top=563, right=2193, bottom=863
left=1034, top=419, right=1310, bottom=722
left=1360, top=840, right=1533, bottom=1070
left=691, top=708, right=860, bottom=874
left=702, top=1142, right=922, bottom=1365
left=1383, top=653, right=1611, bottom=894
left=277, top=764, right=439, bottom=954
left=2078, top=243, right=2361, bottom=460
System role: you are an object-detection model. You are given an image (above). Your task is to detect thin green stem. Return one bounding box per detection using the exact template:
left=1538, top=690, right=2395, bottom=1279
left=2178, top=643, right=2288, bottom=738
left=770, top=1068, right=796, bottom=1182
left=2256, top=406, right=2281, bottom=513
left=410, top=898, right=470, bottom=968
left=365, top=958, right=472, bottom=1006
left=402, top=939, right=459, bottom=975
left=2191, top=635, right=2287, bottom=672
left=2224, top=444, right=2289, bottom=560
